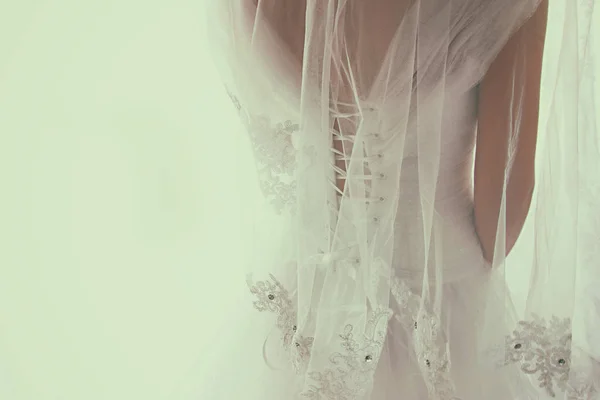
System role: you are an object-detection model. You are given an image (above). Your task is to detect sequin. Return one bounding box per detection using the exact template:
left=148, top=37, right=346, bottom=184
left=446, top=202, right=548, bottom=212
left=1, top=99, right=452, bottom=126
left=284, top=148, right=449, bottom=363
left=247, top=274, right=314, bottom=373
left=504, top=315, right=572, bottom=397
left=248, top=274, right=597, bottom=399
left=300, top=308, right=393, bottom=399
left=390, top=276, right=456, bottom=399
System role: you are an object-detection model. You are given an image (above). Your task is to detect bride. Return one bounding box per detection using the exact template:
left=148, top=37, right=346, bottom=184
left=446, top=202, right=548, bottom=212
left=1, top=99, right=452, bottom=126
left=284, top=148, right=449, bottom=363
left=197, top=0, right=599, bottom=399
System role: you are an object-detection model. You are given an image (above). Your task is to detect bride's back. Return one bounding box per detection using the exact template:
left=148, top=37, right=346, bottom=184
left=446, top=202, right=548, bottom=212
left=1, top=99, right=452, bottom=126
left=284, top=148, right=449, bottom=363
left=250, top=0, right=416, bottom=94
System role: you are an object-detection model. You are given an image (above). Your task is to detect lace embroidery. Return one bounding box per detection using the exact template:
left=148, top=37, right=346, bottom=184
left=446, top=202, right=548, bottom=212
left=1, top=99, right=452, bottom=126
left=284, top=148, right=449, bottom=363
left=566, top=375, right=598, bottom=400
left=246, top=274, right=313, bottom=373
left=247, top=275, right=588, bottom=399
left=227, top=90, right=299, bottom=214
left=300, top=308, right=393, bottom=400
left=505, top=315, right=572, bottom=397
left=391, top=277, right=455, bottom=400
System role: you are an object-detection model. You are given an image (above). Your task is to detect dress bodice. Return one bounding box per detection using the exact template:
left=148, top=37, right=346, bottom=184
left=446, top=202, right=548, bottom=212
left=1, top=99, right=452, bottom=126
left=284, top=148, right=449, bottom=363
left=228, top=81, right=484, bottom=285
left=391, top=86, right=485, bottom=283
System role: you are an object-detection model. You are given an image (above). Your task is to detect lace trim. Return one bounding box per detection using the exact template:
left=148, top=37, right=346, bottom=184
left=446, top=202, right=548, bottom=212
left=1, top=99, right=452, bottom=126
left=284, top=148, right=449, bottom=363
left=504, top=315, right=572, bottom=397
left=566, top=376, right=598, bottom=400
left=227, top=90, right=298, bottom=214
left=300, top=307, right=393, bottom=400
left=391, top=277, right=456, bottom=400
left=248, top=275, right=596, bottom=399
left=246, top=274, right=313, bottom=373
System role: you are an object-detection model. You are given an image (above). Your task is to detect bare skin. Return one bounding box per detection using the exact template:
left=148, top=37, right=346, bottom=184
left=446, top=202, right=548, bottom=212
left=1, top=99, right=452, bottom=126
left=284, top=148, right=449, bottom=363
left=474, top=0, right=548, bottom=262
left=251, top=0, right=548, bottom=260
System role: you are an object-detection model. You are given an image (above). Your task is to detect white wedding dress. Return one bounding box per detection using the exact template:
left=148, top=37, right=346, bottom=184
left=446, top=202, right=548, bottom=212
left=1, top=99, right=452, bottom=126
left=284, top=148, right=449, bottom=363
left=199, top=1, right=600, bottom=399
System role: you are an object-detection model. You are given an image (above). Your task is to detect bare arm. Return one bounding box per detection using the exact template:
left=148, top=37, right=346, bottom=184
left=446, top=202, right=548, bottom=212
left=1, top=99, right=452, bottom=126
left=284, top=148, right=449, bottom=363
left=474, top=0, right=548, bottom=263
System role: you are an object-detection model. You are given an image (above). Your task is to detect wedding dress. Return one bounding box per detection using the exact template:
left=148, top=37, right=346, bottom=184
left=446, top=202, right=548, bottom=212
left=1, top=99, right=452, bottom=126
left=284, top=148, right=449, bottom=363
left=197, top=0, right=599, bottom=399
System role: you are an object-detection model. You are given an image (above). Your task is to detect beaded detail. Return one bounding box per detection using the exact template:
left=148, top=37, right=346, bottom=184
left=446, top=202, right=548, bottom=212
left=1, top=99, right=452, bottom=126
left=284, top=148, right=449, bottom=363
left=247, top=274, right=598, bottom=399
left=246, top=274, right=313, bottom=373
left=391, top=277, right=455, bottom=400
left=300, top=307, right=393, bottom=400
left=504, top=315, right=572, bottom=397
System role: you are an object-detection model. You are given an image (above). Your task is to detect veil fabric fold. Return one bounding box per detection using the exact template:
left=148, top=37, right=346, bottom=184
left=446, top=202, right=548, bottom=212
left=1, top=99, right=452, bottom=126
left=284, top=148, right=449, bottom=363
left=198, top=0, right=599, bottom=398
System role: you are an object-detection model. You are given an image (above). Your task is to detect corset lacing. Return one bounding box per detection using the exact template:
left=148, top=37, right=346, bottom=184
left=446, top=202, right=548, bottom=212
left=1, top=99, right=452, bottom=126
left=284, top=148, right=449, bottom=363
left=310, top=102, right=390, bottom=266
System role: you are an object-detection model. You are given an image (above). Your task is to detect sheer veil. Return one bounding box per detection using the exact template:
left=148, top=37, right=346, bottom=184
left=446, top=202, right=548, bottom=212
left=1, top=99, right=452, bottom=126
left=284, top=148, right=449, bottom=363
left=188, top=0, right=599, bottom=399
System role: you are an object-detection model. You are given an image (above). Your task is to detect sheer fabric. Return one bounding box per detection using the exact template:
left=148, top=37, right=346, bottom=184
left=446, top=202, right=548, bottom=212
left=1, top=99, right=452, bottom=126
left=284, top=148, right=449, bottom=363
left=197, top=0, right=599, bottom=399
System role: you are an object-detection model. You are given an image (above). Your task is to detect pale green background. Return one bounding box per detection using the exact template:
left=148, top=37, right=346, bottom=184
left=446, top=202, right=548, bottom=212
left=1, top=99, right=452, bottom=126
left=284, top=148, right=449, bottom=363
left=0, top=2, right=597, bottom=400
left=0, top=2, right=249, bottom=399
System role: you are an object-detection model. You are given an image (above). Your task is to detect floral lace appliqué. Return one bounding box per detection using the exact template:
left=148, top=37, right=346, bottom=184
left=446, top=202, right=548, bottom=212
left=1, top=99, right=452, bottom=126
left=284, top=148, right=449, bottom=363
left=246, top=116, right=298, bottom=213
left=227, top=90, right=299, bottom=214
left=505, top=315, right=572, bottom=397
left=565, top=374, right=598, bottom=400
left=391, top=277, right=456, bottom=400
left=300, top=307, right=393, bottom=400
left=246, top=274, right=313, bottom=373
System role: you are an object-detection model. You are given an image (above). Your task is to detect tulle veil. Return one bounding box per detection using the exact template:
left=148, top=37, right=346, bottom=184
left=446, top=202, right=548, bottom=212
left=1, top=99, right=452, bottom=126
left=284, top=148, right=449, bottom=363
left=177, top=1, right=599, bottom=399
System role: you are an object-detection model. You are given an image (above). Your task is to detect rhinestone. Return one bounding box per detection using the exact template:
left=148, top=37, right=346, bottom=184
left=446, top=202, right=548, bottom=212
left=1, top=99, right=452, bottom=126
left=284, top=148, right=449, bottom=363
left=379, top=196, right=385, bottom=202
left=268, top=294, right=275, bottom=300
left=425, top=359, right=431, bottom=367
left=295, top=342, right=301, bottom=348
left=365, top=355, right=373, bottom=363
left=558, top=358, right=566, bottom=365
left=514, top=343, right=522, bottom=349
left=414, top=321, right=418, bottom=329
left=293, top=325, right=297, bottom=332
